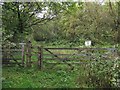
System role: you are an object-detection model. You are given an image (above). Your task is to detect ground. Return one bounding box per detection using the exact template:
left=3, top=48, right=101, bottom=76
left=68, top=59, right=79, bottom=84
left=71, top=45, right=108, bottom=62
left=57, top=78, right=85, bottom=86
left=2, top=42, right=120, bottom=88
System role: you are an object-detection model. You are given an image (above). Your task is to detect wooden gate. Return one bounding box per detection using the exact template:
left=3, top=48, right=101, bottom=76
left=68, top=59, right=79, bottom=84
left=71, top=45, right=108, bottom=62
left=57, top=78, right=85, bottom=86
left=2, top=43, right=23, bottom=67
left=42, top=47, right=118, bottom=69
left=2, top=41, right=118, bottom=69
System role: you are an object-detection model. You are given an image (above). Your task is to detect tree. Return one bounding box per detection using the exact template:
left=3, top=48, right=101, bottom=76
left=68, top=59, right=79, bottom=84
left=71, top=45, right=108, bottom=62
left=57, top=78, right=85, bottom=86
left=2, top=2, right=64, bottom=42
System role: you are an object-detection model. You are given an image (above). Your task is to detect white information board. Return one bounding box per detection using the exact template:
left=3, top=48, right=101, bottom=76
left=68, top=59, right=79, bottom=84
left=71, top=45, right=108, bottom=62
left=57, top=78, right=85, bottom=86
left=85, top=40, right=91, bottom=47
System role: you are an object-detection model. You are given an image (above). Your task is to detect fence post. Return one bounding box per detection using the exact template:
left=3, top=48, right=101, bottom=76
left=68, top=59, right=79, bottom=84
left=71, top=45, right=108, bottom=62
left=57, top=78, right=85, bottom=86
left=38, top=46, right=43, bottom=70
left=26, top=41, right=28, bottom=67
left=26, top=41, right=32, bottom=67
left=6, top=44, right=10, bottom=65
left=21, top=43, right=26, bottom=67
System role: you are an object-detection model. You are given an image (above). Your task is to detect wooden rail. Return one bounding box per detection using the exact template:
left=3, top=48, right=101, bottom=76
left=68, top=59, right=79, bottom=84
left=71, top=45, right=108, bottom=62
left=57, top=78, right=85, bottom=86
left=2, top=49, right=22, bottom=52
left=44, top=47, right=116, bottom=50
left=2, top=41, right=118, bottom=69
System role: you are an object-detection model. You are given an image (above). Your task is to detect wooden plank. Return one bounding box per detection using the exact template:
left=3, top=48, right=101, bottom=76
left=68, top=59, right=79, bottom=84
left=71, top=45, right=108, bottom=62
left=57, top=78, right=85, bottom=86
left=43, top=58, right=87, bottom=60
left=3, top=62, right=22, bottom=64
left=43, top=54, right=112, bottom=60
left=2, top=49, right=22, bottom=52
left=44, top=62, right=88, bottom=64
left=44, top=54, right=88, bottom=56
left=44, top=47, right=116, bottom=50
left=2, top=58, right=22, bottom=60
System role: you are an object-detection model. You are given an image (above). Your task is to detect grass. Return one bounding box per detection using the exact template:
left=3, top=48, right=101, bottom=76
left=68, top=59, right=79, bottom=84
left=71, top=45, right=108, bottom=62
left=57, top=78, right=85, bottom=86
left=3, top=58, right=118, bottom=88
left=2, top=65, right=88, bottom=88
left=2, top=42, right=120, bottom=88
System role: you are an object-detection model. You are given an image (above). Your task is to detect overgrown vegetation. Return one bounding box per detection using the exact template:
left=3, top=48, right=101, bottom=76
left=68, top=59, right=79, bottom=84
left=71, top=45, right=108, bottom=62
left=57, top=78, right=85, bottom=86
left=2, top=56, right=120, bottom=88
left=1, top=1, right=120, bottom=88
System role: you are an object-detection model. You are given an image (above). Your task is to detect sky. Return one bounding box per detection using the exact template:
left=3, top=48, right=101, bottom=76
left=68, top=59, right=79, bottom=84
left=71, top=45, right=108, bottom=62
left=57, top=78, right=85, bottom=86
left=36, top=0, right=107, bottom=18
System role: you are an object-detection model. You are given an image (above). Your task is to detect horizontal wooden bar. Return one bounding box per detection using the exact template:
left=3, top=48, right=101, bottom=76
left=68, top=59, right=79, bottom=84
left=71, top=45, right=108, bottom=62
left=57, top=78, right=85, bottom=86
left=2, top=62, right=22, bottom=64
left=43, top=54, right=69, bottom=56
left=2, top=58, right=22, bottom=60
left=43, top=54, right=89, bottom=56
left=2, top=48, right=21, bottom=50
left=2, top=49, right=22, bottom=52
left=2, top=65, right=15, bottom=67
left=44, top=47, right=116, bottom=50
left=43, top=57, right=111, bottom=60
left=2, top=65, right=19, bottom=67
left=44, top=62, right=88, bottom=64
left=43, top=58, right=91, bottom=60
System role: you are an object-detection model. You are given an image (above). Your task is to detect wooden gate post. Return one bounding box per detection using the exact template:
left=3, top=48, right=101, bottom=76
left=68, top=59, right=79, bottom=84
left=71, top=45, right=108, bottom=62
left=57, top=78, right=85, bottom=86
left=26, top=41, right=29, bottom=67
left=26, top=41, right=32, bottom=67
left=38, top=46, right=43, bottom=70
left=22, top=44, right=25, bottom=67
left=20, top=43, right=26, bottom=67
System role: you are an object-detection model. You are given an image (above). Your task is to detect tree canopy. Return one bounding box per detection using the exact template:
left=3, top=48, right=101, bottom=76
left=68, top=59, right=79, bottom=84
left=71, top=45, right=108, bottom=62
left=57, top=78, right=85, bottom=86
left=2, top=1, right=120, bottom=45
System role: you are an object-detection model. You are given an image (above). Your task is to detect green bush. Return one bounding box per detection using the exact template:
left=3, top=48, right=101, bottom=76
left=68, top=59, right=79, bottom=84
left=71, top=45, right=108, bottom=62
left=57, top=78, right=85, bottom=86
left=85, top=58, right=119, bottom=87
